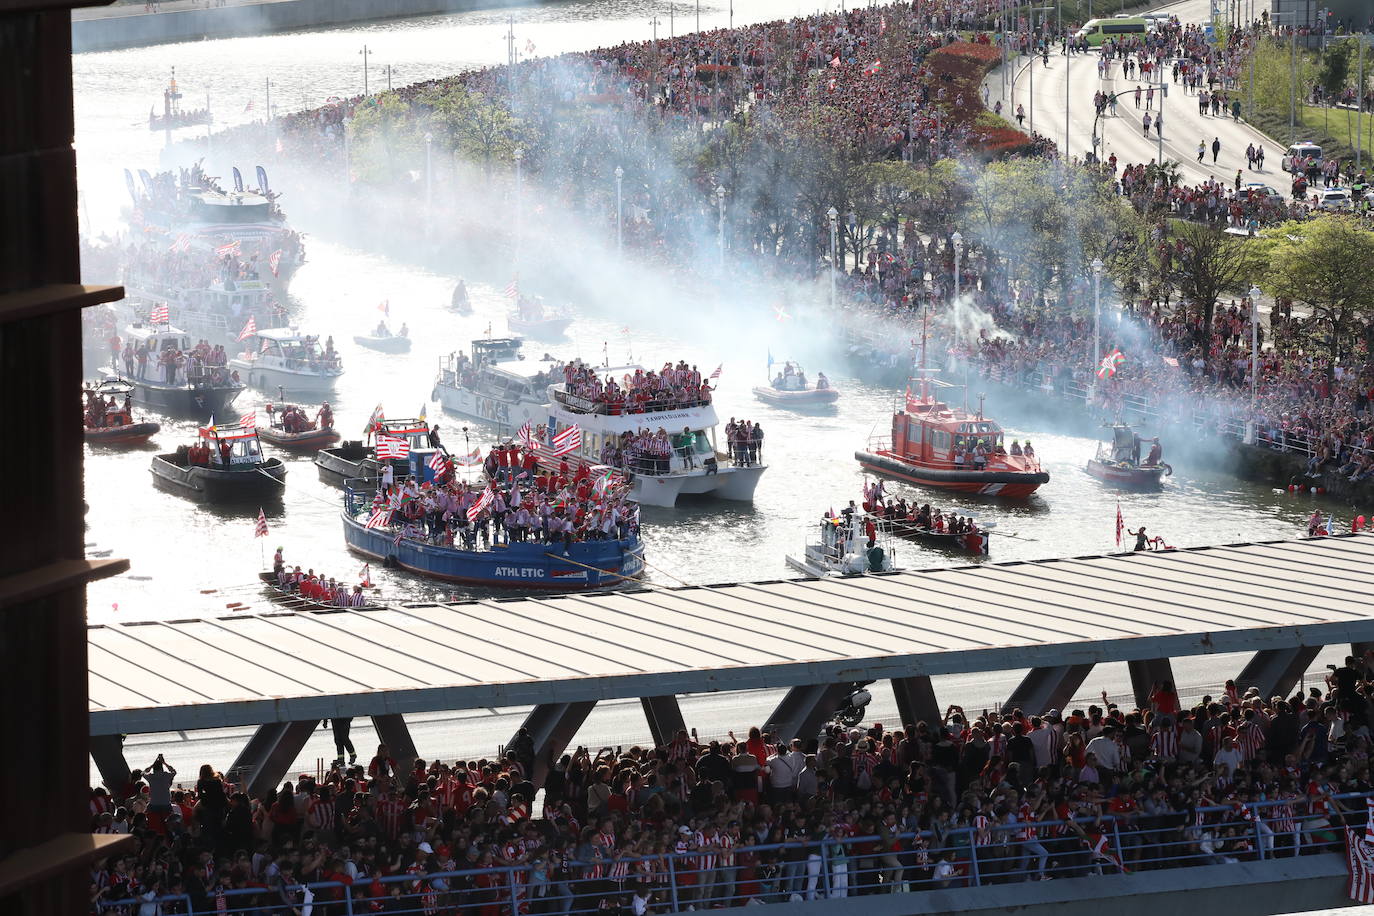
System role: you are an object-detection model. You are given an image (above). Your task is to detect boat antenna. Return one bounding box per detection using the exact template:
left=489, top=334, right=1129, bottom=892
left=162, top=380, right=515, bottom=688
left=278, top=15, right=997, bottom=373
left=920, top=308, right=929, bottom=402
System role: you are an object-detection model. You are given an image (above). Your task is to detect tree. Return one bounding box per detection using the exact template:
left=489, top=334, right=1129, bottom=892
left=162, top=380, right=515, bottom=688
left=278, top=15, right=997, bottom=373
left=422, top=85, right=532, bottom=176
left=1260, top=214, right=1374, bottom=365
left=1162, top=221, right=1260, bottom=349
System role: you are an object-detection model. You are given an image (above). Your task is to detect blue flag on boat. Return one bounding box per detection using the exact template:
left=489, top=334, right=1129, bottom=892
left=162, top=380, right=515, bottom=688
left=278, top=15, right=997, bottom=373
left=767, top=349, right=774, bottom=371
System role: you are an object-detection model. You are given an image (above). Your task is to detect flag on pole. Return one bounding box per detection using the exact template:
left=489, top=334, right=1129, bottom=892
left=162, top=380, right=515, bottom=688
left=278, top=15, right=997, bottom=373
left=240, top=412, right=257, bottom=429
left=428, top=451, right=451, bottom=478
left=215, top=240, right=241, bottom=257
left=454, top=448, right=482, bottom=466
left=365, top=508, right=391, bottom=529
left=375, top=436, right=411, bottom=459
left=863, top=59, right=882, bottom=74
left=1347, top=829, right=1374, bottom=903
left=149, top=304, right=170, bottom=324
left=503, top=278, right=519, bottom=299
left=516, top=422, right=535, bottom=450
left=244, top=99, right=255, bottom=113
left=1087, top=832, right=1128, bottom=873
left=365, top=403, right=384, bottom=436
left=254, top=508, right=269, bottom=538
left=551, top=424, right=582, bottom=457
left=1097, top=348, right=1125, bottom=379
left=275, top=137, right=285, bottom=154
left=1115, top=502, right=1124, bottom=547
left=829, top=54, right=841, bottom=67
left=378, top=299, right=389, bottom=316
left=418, top=403, right=427, bottom=424
left=466, top=486, right=495, bottom=521
left=359, top=563, right=372, bottom=587
left=237, top=316, right=257, bottom=341
left=268, top=249, right=283, bottom=276
left=709, top=364, right=722, bottom=380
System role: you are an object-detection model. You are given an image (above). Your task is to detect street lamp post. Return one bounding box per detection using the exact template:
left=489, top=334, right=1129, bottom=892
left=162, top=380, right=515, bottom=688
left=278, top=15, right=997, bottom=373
left=513, top=147, right=524, bottom=276
left=1249, top=284, right=1261, bottom=422
left=615, top=166, right=624, bottom=257
left=359, top=44, right=370, bottom=96
left=1091, top=257, right=1103, bottom=401
left=715, top=186, right=727, bottom=270
left=342, top=116, right=352, bottom=194
left=424, top=132, right=433, bottom=212
left=951, top=231, right=963, bottom=303
left=827, top=206, right=839, bottom=310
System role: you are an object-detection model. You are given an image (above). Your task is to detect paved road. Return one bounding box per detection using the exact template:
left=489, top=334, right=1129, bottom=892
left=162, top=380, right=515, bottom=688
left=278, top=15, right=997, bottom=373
left=1003, top=0, right=1294, bottom=190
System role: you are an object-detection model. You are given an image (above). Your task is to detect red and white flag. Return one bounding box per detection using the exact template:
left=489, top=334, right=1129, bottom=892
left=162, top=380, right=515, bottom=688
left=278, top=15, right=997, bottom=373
left=1087, top=832, right=1128, bottom=873
left=375, top=436, right=411, bottom=460
left=551, top=424, right=582, bottom=457
left=167, top=233, right=193, bottom=252
left=365, top=508, right=391, bottom=529
left=237, top=316, right=257, bottom=341
left=503, top=278, right=519, bottom=299
left=215, top=240, right=241, bottom=257
left=244, top=99, right=255, bottom=113
left=240, top=412, right=257, bottom=429
left=1115, top=502, right=1124, bottom=547
left=1365, top=798, right=1374, bottom=843
left=268, top=249, right=283, bottom=276
left=1347, top=829, right=1374, bottom=903
left=254, top=508, right=269, bottom=538
left=466, top=486, right=495, bottom=522
left=516, top=421, right=535, bottom=450
left=709, top=364, right=722, bottom=380
left=149, top=304, right=170, bottom=324
left=275, top=137, right=284, bottom=154
left=428, top=451, right=451, bottom=478
left=454, top=448, right=482, bottom=466
left=829, top=54, right=841, bottom=67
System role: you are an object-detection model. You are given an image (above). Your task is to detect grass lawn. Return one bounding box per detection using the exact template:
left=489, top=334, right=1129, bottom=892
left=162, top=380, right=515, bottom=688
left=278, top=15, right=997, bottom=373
left=1297, top=104, right=1374, bottom=157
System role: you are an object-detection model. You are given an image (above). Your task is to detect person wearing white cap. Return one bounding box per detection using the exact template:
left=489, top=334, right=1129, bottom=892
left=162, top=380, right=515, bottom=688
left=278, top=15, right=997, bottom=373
left=418, top=841, right=434, bottom=855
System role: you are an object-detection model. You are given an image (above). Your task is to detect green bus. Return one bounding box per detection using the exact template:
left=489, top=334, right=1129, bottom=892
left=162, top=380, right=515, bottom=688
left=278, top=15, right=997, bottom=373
left=1074, top=17, right=1149, bottom=46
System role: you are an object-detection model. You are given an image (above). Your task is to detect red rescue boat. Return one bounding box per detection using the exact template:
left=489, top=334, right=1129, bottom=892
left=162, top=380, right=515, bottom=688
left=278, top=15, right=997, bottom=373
left=83, top=379, right=161, bottom=447
left=257, top=401, right=341, bottom=451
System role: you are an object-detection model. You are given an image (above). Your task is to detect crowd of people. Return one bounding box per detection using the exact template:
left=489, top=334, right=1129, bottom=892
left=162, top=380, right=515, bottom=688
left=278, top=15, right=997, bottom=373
left=561, top=361, right=713, bottom=414
left=271, top=551, right=370, bottom=607
left=87, top=651, right=1374, bottom=914
left=120, top=336, right=237, bottom=389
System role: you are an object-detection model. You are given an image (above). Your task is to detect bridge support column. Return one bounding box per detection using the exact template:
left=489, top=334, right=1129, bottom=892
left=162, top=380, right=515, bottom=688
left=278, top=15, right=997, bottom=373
left=1236, top=647, right=1321, bottom=700
left=1005, top=665, right=1095, bottom=715
left=514, top=701, right=597, bottom=787
left=90, top=734, right=131, bottom=792
left=640, top=695, right=686, bottom=747
left=1127, top=658, right=1176, bottom=709
left=766, top=683, right=855, bottom=743
left=371, top=713, right=418, bottom=775
left=228, top=721, right=318, bottom=797
left=891, top=676, right=942, bottom=728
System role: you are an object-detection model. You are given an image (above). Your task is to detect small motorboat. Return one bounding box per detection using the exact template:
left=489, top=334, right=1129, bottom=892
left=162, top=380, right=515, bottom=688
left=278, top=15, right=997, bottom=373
left=230, top=326, right=344, bottom=394
left=509, top=295, right=572, bottom=339
left=314, top=417, right=430, bottom=487
left=354, top=321, right=412, bottom=354
left=83, top=379, right=161, bottom=446
left=258, top=401, right=341, bottom=451
left=1085, top=424, right=1171, bottom=489
left=785, top=512, right=898, bottom=578
left=150, top=420, right=287, bottom=502
left=451, top=280, right=472, bottom=315
left=257, top=571, right=380, bottom=611
left=753, top=361, right=840, bottom=408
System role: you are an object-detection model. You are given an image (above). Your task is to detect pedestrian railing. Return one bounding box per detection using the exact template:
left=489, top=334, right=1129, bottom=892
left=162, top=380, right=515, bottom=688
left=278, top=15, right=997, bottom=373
left=98, top=793, right=1370, bottom=915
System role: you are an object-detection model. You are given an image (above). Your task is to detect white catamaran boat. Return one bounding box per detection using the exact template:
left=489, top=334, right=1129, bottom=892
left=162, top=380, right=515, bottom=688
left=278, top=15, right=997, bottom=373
left=431, top=338, right=557, bottom=431
left=542, top=365, right=766, bottom=508
left=230, top=327, right=343, bottom=394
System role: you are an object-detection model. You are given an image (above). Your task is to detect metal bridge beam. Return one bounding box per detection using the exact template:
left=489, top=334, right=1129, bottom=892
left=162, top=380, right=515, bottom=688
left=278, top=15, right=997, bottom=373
left=371, top=713, right=418, bottom=775
left=513, top=701, right=597, bottom=787
left=766, top=683, right=855, bottom=743
left=1127, top=658, right=1176, bottom=710
left=1235, top=647, right=1321, bottom=700
left=227, top=721, right=318, bottom=797
left=891, top=676, right=942, bottom=729
left=1005, top=665, right=1095, bottom=716
left=89, top=734, right=131, bottom=792
left=640, top=695, right=686, bottom=748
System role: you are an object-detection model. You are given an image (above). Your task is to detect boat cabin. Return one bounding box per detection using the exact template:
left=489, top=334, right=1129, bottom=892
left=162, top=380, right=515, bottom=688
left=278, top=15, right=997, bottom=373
left=126, top=324, right=192, bottom=355
left=892, top=381, right=1005, bottom=463
left=188, top=189, right=274, bottom=226
left=378, top=419, right=431, bottom=453
left=1101, top=425, right=1144, bottom=464
left=241, top=328, right=338, bottom=369
left=195, top=422, right=264, bottom=467
left=472, top=337, right=524, bottom=366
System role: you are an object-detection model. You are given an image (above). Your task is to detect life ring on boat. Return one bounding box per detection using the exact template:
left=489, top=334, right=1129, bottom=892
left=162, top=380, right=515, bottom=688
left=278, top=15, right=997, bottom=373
left=1161, top=463, right=1173, bottom=477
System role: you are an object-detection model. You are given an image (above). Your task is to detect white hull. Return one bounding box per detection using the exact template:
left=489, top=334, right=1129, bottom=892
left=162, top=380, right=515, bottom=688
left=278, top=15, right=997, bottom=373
left=433, top=383, right=546, bottom=430
left=630, top=464, right=765, bottom=508
left=231, top=361, right=342, bottom=394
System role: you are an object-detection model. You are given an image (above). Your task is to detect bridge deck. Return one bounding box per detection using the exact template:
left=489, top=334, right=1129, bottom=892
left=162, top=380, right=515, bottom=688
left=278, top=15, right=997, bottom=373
left=89, top=534, right=1374, bottom=735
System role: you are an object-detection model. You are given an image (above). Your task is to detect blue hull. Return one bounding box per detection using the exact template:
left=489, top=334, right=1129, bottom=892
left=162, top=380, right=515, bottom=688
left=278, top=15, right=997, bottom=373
left=341, top=512, right=645, bottom=590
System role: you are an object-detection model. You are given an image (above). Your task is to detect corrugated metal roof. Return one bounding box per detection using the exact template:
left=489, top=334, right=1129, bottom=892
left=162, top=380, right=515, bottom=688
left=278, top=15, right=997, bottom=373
left=88, top=534, right=1374, bottom=735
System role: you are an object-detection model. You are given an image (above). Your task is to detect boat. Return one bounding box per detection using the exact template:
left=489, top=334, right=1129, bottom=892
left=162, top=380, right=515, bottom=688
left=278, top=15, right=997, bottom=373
left=339, top=466, right=645, bottom=591
left=785, top=513, right=899, bottom=577
left=257, top=571, right=380, bottom=610
left=541, top=363, right=766, bottom=508
left=509, top=295, right=572, bottom=338
left=1085, top=424, right=1171, bottom=489
left=257, top=401, right=340, bottom=451
left=230, top=327, right=344, bottom=394
left=856, top=377, right=1049, bottom=498
left=753, top=362, right=840, bottom=408
left=149, top=421, right=287, bottom=502
left=451, top=280, right=472, bottom=315
left=432, top=337, right=556, bottom=431
left=354, top=322, right=412, bottom=354
left=83, top=379, right=161, bottom=446
left=315, top=417, right=431, bottom=488
left=871, top=514, right=991, bottom=555
left=147, top=69, right=212, bottom=131
left=105, top=325, right=244, bottom=419
left=118, top=278, right=283, bottom=348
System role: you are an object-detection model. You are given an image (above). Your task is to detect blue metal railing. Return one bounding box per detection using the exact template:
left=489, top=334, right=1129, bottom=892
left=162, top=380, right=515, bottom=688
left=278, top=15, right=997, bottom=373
left=98, top=792, right=1367, bottom=915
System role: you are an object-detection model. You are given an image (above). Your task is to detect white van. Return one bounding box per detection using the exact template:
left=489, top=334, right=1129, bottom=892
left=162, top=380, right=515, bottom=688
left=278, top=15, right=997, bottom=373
left=1281, top=142, right=1323, bottom=173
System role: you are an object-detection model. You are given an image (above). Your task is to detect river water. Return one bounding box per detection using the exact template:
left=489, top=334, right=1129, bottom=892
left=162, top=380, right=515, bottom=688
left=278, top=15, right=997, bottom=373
left=75, top=0, right=1352, bottom=625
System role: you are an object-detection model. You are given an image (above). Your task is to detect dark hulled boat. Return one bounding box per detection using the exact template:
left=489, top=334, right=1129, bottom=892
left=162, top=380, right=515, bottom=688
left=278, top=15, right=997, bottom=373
left=150, top=421, right=286, bottom=502
left=1085, top=424, right=1171, bottom=489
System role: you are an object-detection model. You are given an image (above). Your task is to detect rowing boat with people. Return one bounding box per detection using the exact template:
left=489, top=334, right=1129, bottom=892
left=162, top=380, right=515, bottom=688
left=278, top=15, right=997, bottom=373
left=256, top=572, right=381, bottom=611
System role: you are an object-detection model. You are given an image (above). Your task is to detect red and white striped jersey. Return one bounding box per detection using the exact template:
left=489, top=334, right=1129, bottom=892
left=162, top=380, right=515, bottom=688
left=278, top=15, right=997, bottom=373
left=714, top=832, right=736, bottom=868
left=1269, top=795, right=1299, bottom=833
left=973, top=814, right=992, bottom=846
left=306, top=797, right=335, bottom=831
left=375, top=796, right=406, bottom=837
left=695, top=832, right=715, bottom=870
left=1149, top=728, right=1178, bottom=759
left=1236, top=723, right=1267, bottom=761
left=1017, top=804, right=1037, bottom=841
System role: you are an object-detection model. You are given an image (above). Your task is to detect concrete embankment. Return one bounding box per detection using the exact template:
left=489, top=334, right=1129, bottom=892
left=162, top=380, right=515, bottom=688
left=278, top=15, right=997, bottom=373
left=73, top=0, right=559, bottom=53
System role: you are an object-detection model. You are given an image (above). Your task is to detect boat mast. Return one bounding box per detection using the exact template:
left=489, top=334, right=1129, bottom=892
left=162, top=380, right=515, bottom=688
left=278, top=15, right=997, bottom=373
left=919, top=309, right=929, bottom=402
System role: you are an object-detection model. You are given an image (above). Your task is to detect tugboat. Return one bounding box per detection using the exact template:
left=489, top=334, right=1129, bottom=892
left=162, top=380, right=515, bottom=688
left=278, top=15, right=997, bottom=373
left=315, top=416, right=430, bottom=488
left=147, top=68, right=213, bottom=131
left=432, top=337, right=556, bottom=430
left=339, top=452, right=645, bottom=590
left=354, top=320, right=412, bottom=354
left=509, top=295, right=572, bottom=339
left=785, top=511, right=898, bottom=578
left=855, top=376, right=1049, bottom=497
left=258, top=399, right=340, bottom=452
left=752, top=361, right=840, bottom=408
left=230, top=327, right=344, bottom=394
left=110, top=325, right=244, bottom=419
left=542, top=362, right=766, bottom=508
left=83, top=379, right=161, bottom=447
left=149, top=420, right=287, bottom=502
left=1085, top=424, right=1171, bottom=489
